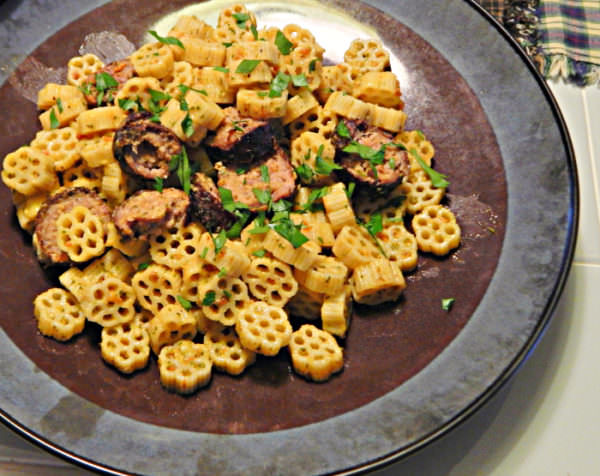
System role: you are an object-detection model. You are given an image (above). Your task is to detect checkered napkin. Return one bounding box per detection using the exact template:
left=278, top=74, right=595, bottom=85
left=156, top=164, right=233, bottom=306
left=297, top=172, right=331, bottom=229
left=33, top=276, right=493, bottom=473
left=477, top=0, right=600, bottom=86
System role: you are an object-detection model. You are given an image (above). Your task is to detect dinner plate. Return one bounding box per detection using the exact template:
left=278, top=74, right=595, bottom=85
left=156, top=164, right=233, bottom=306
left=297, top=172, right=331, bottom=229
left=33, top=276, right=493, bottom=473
left=0, top=0, right=577, bottom=474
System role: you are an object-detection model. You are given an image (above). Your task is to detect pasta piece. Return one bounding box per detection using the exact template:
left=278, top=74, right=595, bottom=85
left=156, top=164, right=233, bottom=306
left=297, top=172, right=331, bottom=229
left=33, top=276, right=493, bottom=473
left=100, top=248, right=136, bottom=283
left=240, top=218, right=269, bottom=255
left=160, top=97, right=205, bottom=143
left=262, top=229, right=321, bottom=271
left=236, top=88, right=288, bottom=119
left=149, top=222, right=205, bottom=270
left=1, top=146, right=56, bottom=195
left=369, top=103, right=407, bottom=132
left=283, top=89, right=319, bottom=125
left=395, top=130, right=435, bottom=170
left=184, top=89, right=225, bottom=130
left=133, top=308, right=155, bottom=331
left=323, top=91, right=371, bottom=122
left=16, top=192, right=49, bottom=233
left=331, top=225, right=383, bottom=269
left=158, top=340, right=212, bottom=394
left=294, top=255, right=348, bottom=297
left=62, top=160, right=103, bottom=193
left=204, top=325, right=256, bottom=375
left=411, top=205, right=461, bottom=256
left=198, top=233, right=251, bottom=278
left=241, top=257, right=298, bottom=307
left=215, top=3, right=257, bottom=44
left=289, top=324, right=343, bottom=382
left=399, top=168, right=445, bottom=215
left=115, top=76, right=162, bottom=111
left=37, top=83, right=85, bottom=110
left=168, top=15, right=216, bottom=41
left=58, top=267, right=86, bottom=302
left=180, top=259, right=219, bottom=303
left=228, top=60, right=273, bottom=88
left=131, top=42, right=174, bottom=79
left=76, top=106, right=126, bottom=136
left=226, top=41, right=280, bottom=66
left=315, top=63, right=357, bottom=103
left=33, top=288, right=85, bottom=341
left=84, top=274, right=137, bottom=326
left=289, top=212, right=335, bottom=248
left=344, top=38, right=390, bottom=74
left=104, top=223, right=149, bottom=257
left=31, top=127, right=81, bottom=172
left=285, top=284, right=324, bottom=320
left=197, top=275, right=250, bottom=326
left=148, top=303, right=197, bottom=355
left=290, top=131, right=335, bottom=185
left=191, top=306, right=219, bottom=334
left=351, top=258, right=406, bottom=305
left=194, top=67, right=235, bottom=104
left=377, top=223, right=418, bottom=271
left=38, top=95, right=87, bottom=131
left=288, top=106, right=338, bottom=140
left=353, top=71, right=403, bottom=109
left=322, top=182, right=355, bottom=233
left=56, top=205, right=106, bottom=262
left=235, top=301, right=292, bottom=356
left=101, top=321, right=150, bottom=374
left=101, top=161, right=128, bottom=205
left=279, top=42, right=323, bottom=92
left=179, top=38, right=227, bottom=67
left=132, top=263, right=182, bottom=314
left=321, top=286, right=352, bottom=338
left=67, top=53, right=104, bottom=86
left=160, top=61, right=195, bottom=96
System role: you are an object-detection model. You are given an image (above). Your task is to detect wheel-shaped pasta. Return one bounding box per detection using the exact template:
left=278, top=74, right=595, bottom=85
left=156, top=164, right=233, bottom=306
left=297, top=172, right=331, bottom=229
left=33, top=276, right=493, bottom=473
left=84, top=274, right=137, bottom=326
left=377, top=223, right=418, bottom=272
left=67, top=53, right=104, bottom=86
left=290, top=131, right=335, bottom=185
left=353, top=71, right=403, bottom=109
left=289, top=212, right=335, bottom=248
left=31, top=127, right=81, bottom=172
left=395, top=130, right=435, bottom=171
left=242, top=257, right=298, bottom=307
left=288, top=106, right=337, bottom=140
left=115, top=77, right=162, bottom=112
left=285, top=285, right=324, bottom=320
left=344, top=38, right=390, bottom=73
left=411, top=205, right=461, bottom=256
left=1, top=146, right=57, bottom=196
left=351, top=258, right=406, bottom=305
left=322, top=182, right=355, bottom=233
left=262, top=229, right=321, bottom=271
left=204, top=325, right=256, bottom=375
left=79, top=132, right=115, bottom=168
left=101, top=321, right=150, bottom=374
left=236, top=88, right=288, bottom=120
left=34, top=288, right=85, bottom=341
left=56, top=205, right=106, bottom=262
left=332, top=225, right=383, bottom=269
left=321, top=286, right=352, bottom=338
left=158, top=340, right=212, bottom=394
left=101, top=161, right=128, bottom=205
left=160, top=61, right=195, bottom=96
left=148, top=303, right=197, bottom=355
left=149, top=222, right=205, bottom=270
left=198, top=275, right=251, bottom=326
left=130, top=42, right=174, bottom=79
left=194, top=67, right=235, bottom=104
left=76, top=106, right=126, bottom=136
left=315, top=63, right=358, bottom=103
left=294, top=255, right=348, bottom=297
left=288, top=324, right=343, bottom=382
left=37, top=83, right=85, bottom=110
left=132, top=263, right=183, bottom=314
left=283, top=90, right=319, bottom=125
left=39, top=96, right=87, bottom=131
left=399, top=168, right=445, bottom=215
left=235, top=301, right=292, bottom=356
left=180, top=259, right=219, bottom=303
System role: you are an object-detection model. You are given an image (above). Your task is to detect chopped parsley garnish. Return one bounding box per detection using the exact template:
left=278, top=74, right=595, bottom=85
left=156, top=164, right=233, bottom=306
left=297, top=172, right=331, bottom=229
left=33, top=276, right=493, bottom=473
left=252, top=188, right=271, bottom=205
left=94, top=72, right=119, bottom=105
left=118, top=98, right=138, bottom=111
left=78, top=83, right=92, bottom=96
left=137, top=262, right=151, bottom=271
left=232, top=12, right=250, bottom=29
left=182, top=113, right=195, bottom=137
left=273, top=218, right=309, bottom=248
left=257, top=91, right=269, bottom=97
left=211, top=230, right=227, bottom=255
left=291, top=74, right=309, bottom=87
left=416, top=130, right=425, bottom=140
left=171, top=147, right=192, bottom=194
left=299, top=186, right=328, bottom=212
left=342, top=141, right=387, bottom=179
left=202, top=291, right=216, bottom=306
left=218, top=268, right=227, bottom=278
left=200, top=247, right=208, bottom=259
left=314, top=145, right=342, bottom=175
left=235, top=59, right=261, bottom=74
left=275, top=30, right=294, bottom=55
left=56, top=98, right=64, bottom=113
left=361, top=213, right=387, bottom=257
left=223, top=290, right=232, bottom=300
left=218, top=187, right=249, bottom=213
left=442, top=297, right=455, bottom=311
left=236, top=167, right=247, bottom=175
left=213, top=66, right=229, bottom=73
left=250, top=24, right=259, bottom=40
left=252, top=249, right=267, bottom=257
left=309, top=59, right=318, bottom=72
left=148, top=30, right=184, bottom=49
left=410, top=148, right=449, bottom=188
left=269, top=71, right=290, bottom=97
left=176, top=295, right=193, bottom=310
left=177, top=84, right=208, bottom=97
left=148, top=89, right=171, bottom=103
left=153, top=177, right=164, bottom=193
left=336, top=121, right=351, bottom=138
left=232, top=121, right=245, bottom=133
left=222, top=42, right=233, bottom=48
left=260, top=164, right=270, bottom=183
left=295, top=163, right=314, bottom=183
left=49, top=108, right=59, bottom=129
left=346, top=182, right=356, bottom=198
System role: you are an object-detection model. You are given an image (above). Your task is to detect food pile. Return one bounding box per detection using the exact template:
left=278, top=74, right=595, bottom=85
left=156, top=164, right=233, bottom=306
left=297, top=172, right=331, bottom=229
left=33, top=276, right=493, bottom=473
left=1, top=4, right=461, bottom=394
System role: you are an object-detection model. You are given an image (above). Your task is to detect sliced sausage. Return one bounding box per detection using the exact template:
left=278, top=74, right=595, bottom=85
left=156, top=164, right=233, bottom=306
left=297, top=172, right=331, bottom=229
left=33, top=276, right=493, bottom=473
left=113, top=112, right=182, bottom=180
left=216, top=145, right=296, bottom=212
left=333, top=119, right=409, bottom=194
left=206, top=107, right=278, bottom=165
left=33, top=187, right=112, bottom=265
left=112, top=188, right=189, bottom=239
left=189, top=172, right=236, bottom=232
left=84, top=59, right=135, bottom=107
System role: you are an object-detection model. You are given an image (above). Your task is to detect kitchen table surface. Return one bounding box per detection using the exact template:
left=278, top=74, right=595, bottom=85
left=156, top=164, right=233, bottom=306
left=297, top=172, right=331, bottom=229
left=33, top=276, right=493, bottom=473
left=0, top=1, right=597, bottom=475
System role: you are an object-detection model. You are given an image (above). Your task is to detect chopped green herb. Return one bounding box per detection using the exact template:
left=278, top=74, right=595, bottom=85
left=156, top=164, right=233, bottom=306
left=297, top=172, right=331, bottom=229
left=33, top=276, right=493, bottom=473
left=236, top=167, right=247, bottom=175
left=315, top=150, right=343, bottom=176
left=137, top=262, right=151, bottom=271
left=410, top=148, right=449, bottom=188
left=250, top=24, right=259, bottom=40
left=182, top=113, right=195, bottom=137
left=218, top=268, right=227, bottom=278
left=442, top=297, right=455, bottom=311
left=223, top=290, right=232, bottom=300
left=213, top=66, right=229, bottom=73
left=154, top=176, right=164, bottom=193
left=172, top=147, right=192, bottom=194
left=362, top=213, right=387, bottom=257
left=177, top=295, right=193, bottom=310
left=268, top=71, right=290, bottom=97
left=202, top=291, right=216, bottom=306
left=336, top=121, right=351, bottom=139
left=118, top=98, right=138, bottom=111
left=218, top=186, right=249, bottom=213
left=252, top=249, right=267, bottom=257
left=232, top=120, right=244, bottom=132
left=200, top=247, right=208, bottom=259
left=291, top=74, right=309, bottom=87
left=260, top=164, right=270, bottom=183
left=252, top=188, right=271, bottom=205
left=56, top=98, right=64, bottom=113
left=49, top=108, right=59, bottom=129
left=309, top=59, right=318, bottom=72
left=346, top=182, right=356, bottom=198
left=257, top=91, right=268, bottom=97
left=295, top=163, right=314, bottom=183
left=416, top=129, right=425, bottom=140
left=274, top=30, right=294, bottom=55
left=235, top=59, right=261, bottom=74
left=273, top=218, right=309, bottom=248
left=222, top=42, right=233, bottom=47
left=211, top=230, right=227, bottom=255
left=78, top=83, right=92, bottom=96
left=96, top=72, right=119, bottom=91
left=148, top=89, right=171, bottom=103
left=232, top=12, right=250, bottom=29
left=300, top=186, right=328, bottom=212
left=148, top=30, right=184, bottom=49
left=177, top=84, right=207, bottom=97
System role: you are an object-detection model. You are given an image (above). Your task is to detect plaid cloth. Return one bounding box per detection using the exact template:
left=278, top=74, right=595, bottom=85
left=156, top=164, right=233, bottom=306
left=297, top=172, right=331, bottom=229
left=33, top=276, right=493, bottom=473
left=476, top=0, right=600, bottom=86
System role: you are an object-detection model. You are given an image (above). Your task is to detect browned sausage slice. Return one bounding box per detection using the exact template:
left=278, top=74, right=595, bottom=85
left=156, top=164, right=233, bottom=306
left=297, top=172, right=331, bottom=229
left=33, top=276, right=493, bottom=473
left=206, top=107, right=278, bottom=165
left=189, top=172, right=236, bottom=232
left=112, top=188, right=189, bottom=239
left=216, top=145, right=296, bottom=212
left=33, top=187, right=112, bottom=265
left=113, top=112, right=182, bottom=180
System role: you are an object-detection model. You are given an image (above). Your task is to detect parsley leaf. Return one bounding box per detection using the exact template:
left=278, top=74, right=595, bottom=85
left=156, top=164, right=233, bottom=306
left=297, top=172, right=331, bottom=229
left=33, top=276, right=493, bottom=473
left=291, top=74, right=309, bottom=87
left=56, top=98, right=64, bottom=113
left=211, top=230, right=227, bottom=255
left=177, top=295, right=193, bottom=310
left=410, top=148, right=449, bottom=188
left=154, top=177, right=164, bottom=193
left=269, top=71, right=290, bottom=97
left=148, top=89, right=171, bottom=103
left=275, top=30, right=294, bottom=55
left=314, top=145, right=342, bottom=175
left=218, top=267, right=227, bottom=278
left=218, top=187, right=249, bottom=213
left=346, top=182, right=356, bottom=198
left=442, top=297, right=455, bottom=311
left=336, top=120, right=351, bottom=138
left=232, top=12, right=250, bottom=29
left=361, top=213, right=387, bottom=257
left=309, top=59, right=318, bottom=72
left=213, top=66, right=229, bottom=73
left=137, top=262, right=151, bottom=271
left=177, top=84, right=207, bottom=97
left=148, top=30, right=184, bottom=49
left=95, top=72, right=119, bottom=91
left=182, top=113, right=195, bottom=137
left=252, top=188, right=271, bottom=205
left=252, top=249, right=267, bottom=257
left=202, top=291, right=216, bottom=306
left=235, top=59, right=261, bottom=74
left=273, top=218, right=309, bottom=248
left=260, top=164, right=270, bottom=183
left=118, top=98, right=138, bottom=111
left=173, top=147, right=192, bottom=194
left=295, top=163, right=314, bottom=183
left=299, top=186, right=328, bottom=212
left=49, top=108, right=59, bottom=129
left=250, top=24, right=259, bottom=40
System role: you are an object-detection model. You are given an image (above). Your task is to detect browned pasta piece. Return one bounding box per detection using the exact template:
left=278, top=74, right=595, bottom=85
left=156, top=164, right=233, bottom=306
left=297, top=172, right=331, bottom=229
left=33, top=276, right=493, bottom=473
left=158, top=340, right=212, bottom=394
left=204, top=325, right=256, bottom=375
left=235, top=301, right=292, bottom=356
left=56, top=205, right=106, bottom=262
left=294, top=255, right=348, bottom=297
left=101, top=321, right=150, bottom=374
left=242, top=257, right=298, bottom=307
left=377, top=223, right=418, bottom=271
left=62, top=160, right=103, bottom=193
left=34, top=288, right=85, bottom=341
left=351, top=258, right=406, bottom=305
left=131, top=263, right=182, bottom=314
left=148, top=303, right=197, bottom=355
left=411, top=205, right=461, bottom=256
left=332, top=225, right=382, bottom=269
left=1, top=146, right=57, bottom=196
left=289, top=324, right=343, bottom=382
left=321, top=286, right=352, bottom=338
left=198, top=275, right=250, bottom=326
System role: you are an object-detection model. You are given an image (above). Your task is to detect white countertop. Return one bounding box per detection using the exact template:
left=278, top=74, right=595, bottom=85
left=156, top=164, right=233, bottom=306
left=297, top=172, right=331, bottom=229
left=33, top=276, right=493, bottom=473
left=0, top=82, right=596, bottom=476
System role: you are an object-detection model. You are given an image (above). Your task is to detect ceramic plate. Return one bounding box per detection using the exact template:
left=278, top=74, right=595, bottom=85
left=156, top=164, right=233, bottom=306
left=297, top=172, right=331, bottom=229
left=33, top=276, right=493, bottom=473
left=0, top=0, right=577, bottom=474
